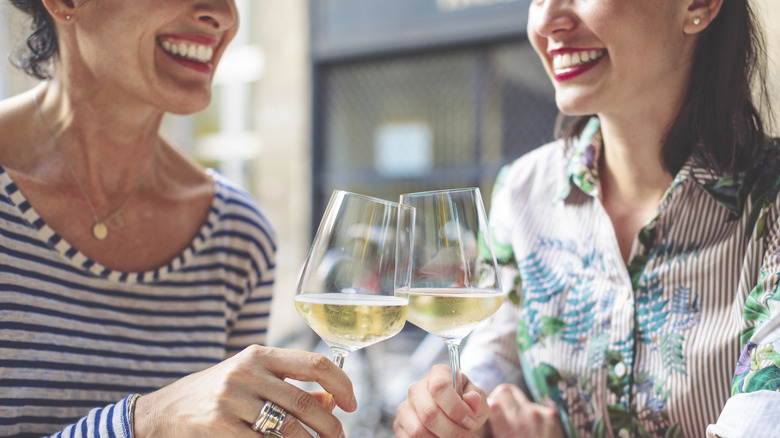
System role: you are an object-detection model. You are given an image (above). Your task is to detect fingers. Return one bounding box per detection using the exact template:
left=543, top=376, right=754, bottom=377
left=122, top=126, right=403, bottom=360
left=461, top=373, right=490, bottom=426
left=244, top=346, right=357, bottom=412
left=394, top=398, right=439, bottom=438
left=309, top=390, right=337, bottom=413
left=485, top=384, right=565, bottom=438
left=245, top=376, right=344, bottom=438
left=274, top=411, right=325, bottom=438
left=423, top=366, right=479, bottom=430
left=394, top=364, right=483, bottom=438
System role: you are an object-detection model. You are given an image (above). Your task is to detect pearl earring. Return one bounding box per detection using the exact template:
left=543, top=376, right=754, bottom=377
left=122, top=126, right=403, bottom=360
left=693, top=17, right=701, bottom=26
left=65, top=15, right=71, bottom=20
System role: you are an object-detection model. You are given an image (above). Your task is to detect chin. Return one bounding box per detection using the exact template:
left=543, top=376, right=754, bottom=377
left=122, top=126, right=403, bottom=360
left=554, top=94, right=598, bottom=117
left=168, top=94, right=212, bottom=115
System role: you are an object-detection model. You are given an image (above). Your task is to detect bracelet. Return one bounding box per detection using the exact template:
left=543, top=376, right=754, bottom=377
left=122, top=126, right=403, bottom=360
left=126, top=394, right=141, bottom=438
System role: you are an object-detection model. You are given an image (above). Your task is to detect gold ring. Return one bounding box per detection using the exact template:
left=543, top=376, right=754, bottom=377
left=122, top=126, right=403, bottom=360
left=251, top=401, right=286, bottom=437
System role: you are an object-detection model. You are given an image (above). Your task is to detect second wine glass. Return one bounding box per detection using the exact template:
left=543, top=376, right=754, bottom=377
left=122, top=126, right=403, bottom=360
left=295, top=190, right=415, bottom=369
left=398, top=187, right=503, bottom=394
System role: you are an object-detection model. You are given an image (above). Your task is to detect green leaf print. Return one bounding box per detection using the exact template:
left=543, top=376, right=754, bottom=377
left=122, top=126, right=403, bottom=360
left=606, top=404, right=632, bottom=432
left=592, top=419, right=606, bottom=438
left=660, top=333, right=687, bottom=376
left=627, top=254, right=649, bottom=290
left=604, top=350, right=628, bottom=400
left=744, top=365, right=780, bottom=392
left=740, top=326, right=757, bottom=349
left=587, top=333, right=610, bottom=370
left=541, top=316, right=566, bottom=337
left=507, top=273, right=522, bottom=306
left=741, top=270, right=778, bottom=347
left=516, top=319, right=533, bottom=353
left=765, top=349, right=780, bottom=366
left=743, top=288, right=770, bottom=322
left=732, top=371, right=747, bottom=395
left=531, top=362, right=563, bottom=402
left=665, top=423, right=683, bottom=438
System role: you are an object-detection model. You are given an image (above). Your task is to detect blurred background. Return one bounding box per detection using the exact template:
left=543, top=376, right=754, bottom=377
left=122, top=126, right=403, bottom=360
left=1, top=0, right=778, bottom=436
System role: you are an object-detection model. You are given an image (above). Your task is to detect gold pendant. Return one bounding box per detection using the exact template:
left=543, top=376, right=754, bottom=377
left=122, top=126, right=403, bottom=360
left=93, top=221, right=108, bottom=240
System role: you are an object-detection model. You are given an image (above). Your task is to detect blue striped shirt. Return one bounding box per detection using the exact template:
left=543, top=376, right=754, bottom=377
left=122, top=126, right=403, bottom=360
left=0, top=167, right=276, bottom=437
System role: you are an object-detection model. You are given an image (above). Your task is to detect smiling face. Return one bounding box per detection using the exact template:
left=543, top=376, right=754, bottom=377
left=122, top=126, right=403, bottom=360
left=527, top=0, right=697, bottom=119
left=61, top=0, right=239, bottom=115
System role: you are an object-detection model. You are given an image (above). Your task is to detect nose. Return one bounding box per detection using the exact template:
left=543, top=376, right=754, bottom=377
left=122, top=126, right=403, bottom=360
left=193, top=0, right=238, bottom=31
left=529, top=0, right=576, bottom=38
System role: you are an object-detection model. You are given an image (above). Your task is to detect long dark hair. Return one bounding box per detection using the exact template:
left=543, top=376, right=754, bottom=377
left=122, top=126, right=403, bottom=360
left=8, top=0, right=58, bottom=80
left=556, top=0, right=774, bottom=176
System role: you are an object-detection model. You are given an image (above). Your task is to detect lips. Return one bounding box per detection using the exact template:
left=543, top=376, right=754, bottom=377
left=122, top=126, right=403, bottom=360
left=158, top=39, right=214, bottom=63
left=156, top=35, right=218, bottom=74
left=550, top=49, right=606, bottom=82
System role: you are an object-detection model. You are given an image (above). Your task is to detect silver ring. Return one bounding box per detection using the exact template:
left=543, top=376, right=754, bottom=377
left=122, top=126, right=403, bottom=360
left=252, top=401, right=286, bottom=437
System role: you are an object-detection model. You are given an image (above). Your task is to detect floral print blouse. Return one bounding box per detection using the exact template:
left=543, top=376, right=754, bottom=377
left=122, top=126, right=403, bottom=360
left=461, top=117, right=780, bottom=437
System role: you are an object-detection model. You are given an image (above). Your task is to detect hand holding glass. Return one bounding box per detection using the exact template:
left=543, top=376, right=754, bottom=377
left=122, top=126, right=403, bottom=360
left=398, top=188, right=503, bottom=394
left=295, top=190, right=415, bottom=369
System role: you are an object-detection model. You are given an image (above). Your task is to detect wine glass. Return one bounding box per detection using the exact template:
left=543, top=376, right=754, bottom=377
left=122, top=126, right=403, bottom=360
left=398, top=187, right=502, bottom=394
left=295, top=190, right=415, bottom=369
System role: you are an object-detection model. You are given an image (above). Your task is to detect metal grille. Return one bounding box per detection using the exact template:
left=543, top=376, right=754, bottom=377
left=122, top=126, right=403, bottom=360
left=313, top=38, right=558, bottom=219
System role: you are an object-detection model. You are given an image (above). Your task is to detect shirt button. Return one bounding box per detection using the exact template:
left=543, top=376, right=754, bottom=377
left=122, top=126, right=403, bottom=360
left=614, top=362, right=627, bottom=378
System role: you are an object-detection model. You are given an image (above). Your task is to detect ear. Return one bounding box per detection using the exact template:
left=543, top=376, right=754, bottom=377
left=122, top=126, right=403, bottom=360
left=683, top=0, right=724, bottom=34
left=40, top=0, right=78, bottom=24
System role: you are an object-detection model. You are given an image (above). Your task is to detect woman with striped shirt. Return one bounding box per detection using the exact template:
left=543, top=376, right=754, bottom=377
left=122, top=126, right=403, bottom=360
left=394, top=0, right=779, bottom=437
left=0, top=0, right=355, bottom=437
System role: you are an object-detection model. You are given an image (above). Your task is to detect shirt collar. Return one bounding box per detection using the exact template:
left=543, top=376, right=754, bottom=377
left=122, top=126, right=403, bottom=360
left=556, top=117, right=602, bottom=201
left=555, top=116, right=750, bottom=219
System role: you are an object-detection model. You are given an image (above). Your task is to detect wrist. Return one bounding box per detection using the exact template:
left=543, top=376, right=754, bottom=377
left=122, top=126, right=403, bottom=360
left=126, top=394, right=141, bottom=438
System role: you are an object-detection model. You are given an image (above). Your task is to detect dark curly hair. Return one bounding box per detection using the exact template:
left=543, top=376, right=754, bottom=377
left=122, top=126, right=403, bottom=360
left=8, top=0, right=58, bottom=80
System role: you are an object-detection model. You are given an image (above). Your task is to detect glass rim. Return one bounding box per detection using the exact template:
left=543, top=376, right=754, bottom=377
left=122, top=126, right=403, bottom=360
left=331, top=189, right=414, bottom=210
left=400, top=187, right=481, bottom=198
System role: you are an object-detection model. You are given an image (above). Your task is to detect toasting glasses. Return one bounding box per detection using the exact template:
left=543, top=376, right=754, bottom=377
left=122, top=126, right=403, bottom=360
left=398, top=188, right=503, bottom=394
left=295, top=190, right=415, bottom=369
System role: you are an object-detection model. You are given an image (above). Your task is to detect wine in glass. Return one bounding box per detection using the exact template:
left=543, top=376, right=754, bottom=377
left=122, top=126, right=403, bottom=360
left=398, top=187, right=503, bottom=394
left=295, top=190, right=415, bottom=369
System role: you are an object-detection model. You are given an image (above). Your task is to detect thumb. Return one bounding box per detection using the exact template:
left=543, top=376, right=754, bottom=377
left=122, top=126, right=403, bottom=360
left=462, top=390, right=490, bottom=425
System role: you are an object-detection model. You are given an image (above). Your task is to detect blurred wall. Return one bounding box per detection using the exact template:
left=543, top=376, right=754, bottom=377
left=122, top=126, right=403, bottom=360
left=248, top=0, right=313, bottom=346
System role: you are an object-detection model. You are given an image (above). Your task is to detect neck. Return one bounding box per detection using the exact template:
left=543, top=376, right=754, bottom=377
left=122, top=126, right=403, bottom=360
left=35, top=81, right=164, bottom=194
left=597, top=114, right=675, bottom=206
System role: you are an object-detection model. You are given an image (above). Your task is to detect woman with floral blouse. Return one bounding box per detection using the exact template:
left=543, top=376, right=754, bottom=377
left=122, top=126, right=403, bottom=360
left=393, top=0, right=778, bottom=437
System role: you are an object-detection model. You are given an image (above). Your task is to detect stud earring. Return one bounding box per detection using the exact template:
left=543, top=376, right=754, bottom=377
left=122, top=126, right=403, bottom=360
left=693, top=17, right=701, bottom=26
left=65, top=15, right=71, bottom=20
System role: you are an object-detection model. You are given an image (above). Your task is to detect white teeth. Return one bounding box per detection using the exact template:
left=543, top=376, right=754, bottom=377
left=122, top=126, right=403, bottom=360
left=158, top=39, right=214, bottom=63
left=553, top=50, right=605, bottom=70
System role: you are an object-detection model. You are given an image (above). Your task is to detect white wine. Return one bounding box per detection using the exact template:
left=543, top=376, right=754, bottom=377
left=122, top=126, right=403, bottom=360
left=398, top=288, right=503, bottom=340
left=295, top=294, right=408, bottom=352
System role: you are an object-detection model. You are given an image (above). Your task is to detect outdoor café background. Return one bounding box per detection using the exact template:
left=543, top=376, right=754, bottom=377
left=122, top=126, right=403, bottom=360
left=2, top=0, right=778, bottom=435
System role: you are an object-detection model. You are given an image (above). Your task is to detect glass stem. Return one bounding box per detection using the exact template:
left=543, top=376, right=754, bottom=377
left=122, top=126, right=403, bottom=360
left=331, top=347, right=349, bottom=369
left=445, top=339, right=463, bottom=396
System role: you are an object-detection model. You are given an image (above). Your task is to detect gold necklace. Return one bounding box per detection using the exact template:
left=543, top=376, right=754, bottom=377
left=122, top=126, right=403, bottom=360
left=33, top=93, right=155, bottom=241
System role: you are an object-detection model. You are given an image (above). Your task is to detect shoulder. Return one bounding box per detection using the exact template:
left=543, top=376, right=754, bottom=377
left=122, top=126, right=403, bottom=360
left=211, top=171, right=277, bottom=243
left=746, top=137, right=780, bottom=240
left=492, top=139, right=568, bottom=201
left=0, top=89, right=44, bottom=169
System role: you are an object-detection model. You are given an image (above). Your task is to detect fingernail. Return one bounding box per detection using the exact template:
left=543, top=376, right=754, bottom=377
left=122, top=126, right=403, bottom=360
left=462, top=416, right=476, bottom=429
left=349, top=394, right=358, bottom=411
